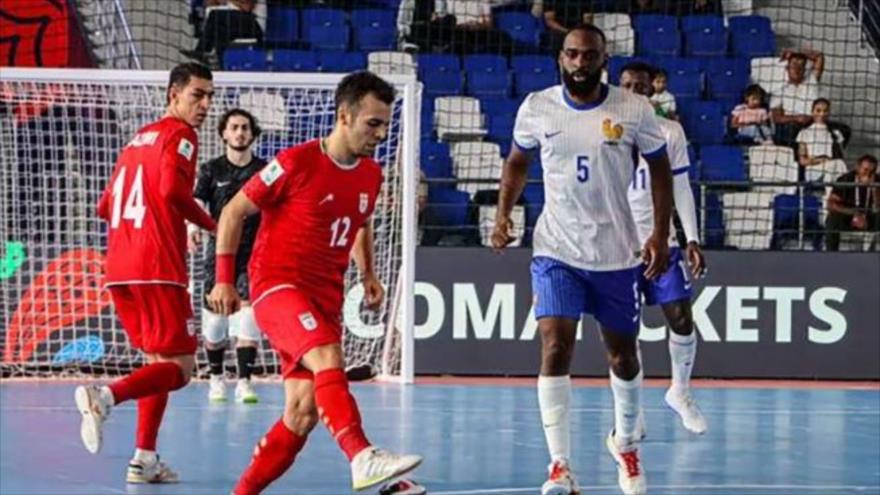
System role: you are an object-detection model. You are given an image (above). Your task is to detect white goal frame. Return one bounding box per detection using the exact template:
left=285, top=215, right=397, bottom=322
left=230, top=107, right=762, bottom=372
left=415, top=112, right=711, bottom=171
left=0, top=68, right=419, bottom=384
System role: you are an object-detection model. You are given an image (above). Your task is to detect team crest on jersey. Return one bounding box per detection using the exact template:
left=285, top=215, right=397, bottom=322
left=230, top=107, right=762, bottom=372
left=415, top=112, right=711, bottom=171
left=298, top=312, right=318, bottom=331
left=260, top=159, right=284, bottom=186
left=358, top=193, right=369, bottom=213
left=177, top=138, right=195, bottom=160
left=602, top=118, right=624, bottom=144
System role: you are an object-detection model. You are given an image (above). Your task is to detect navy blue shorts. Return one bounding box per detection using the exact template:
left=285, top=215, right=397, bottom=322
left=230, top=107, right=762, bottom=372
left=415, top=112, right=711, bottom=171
left=639, top=247, right=693, bottom=306
left=531, top=256, right=641, bottom=334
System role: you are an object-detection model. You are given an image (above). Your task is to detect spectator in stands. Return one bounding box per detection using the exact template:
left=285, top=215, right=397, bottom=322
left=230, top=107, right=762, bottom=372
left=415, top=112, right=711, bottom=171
left=770, top=48, right=825, bottom=146
left=630, top=0, right=662, bottom=14
left=825, top=154, right=880, bottom=251
left=541, top=1, right=595, bottom=51
left=649, top=69, right=677, bottom=120
left=181, top=0, right=263, bottom=64
left=731, top=84, right=773, bottom=144
left=436, top=0, right=518, bottom=54
left=796, top=98, right=851, bottom=181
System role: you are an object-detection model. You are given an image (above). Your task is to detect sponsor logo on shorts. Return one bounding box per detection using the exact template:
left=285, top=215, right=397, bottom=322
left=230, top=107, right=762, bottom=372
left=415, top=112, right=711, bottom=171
left=260, top=160, right=284, bottom=186
left=299, top=311, right=318, bottom=331
left=177, top=138, right=194, bottom=160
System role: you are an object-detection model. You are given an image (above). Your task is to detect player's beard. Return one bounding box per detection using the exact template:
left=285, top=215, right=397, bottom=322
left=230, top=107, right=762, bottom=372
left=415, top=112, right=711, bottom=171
left=561, top=67, right=603, bottom=100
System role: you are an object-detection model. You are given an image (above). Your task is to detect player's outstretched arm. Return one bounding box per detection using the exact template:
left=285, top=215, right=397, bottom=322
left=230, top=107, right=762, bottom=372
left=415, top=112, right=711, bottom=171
left=644, top=151, right=673, bottom=279
left=207, top=191, right=259, bottom=315
left=672, top=171, right=706, bottom=278
left=492, top=144, right=530, bottom=251
left=352, top=223, right=384, bottom=310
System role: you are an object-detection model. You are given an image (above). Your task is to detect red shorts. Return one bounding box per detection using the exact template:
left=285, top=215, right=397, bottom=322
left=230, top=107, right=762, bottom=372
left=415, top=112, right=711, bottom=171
left=109, top=284, right=196, bottom=355
left=253, top=287, right=341, bottom=380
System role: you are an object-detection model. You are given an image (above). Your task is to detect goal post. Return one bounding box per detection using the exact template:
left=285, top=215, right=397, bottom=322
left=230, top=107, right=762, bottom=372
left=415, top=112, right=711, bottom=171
left=0, top=68, right=419, bottom=384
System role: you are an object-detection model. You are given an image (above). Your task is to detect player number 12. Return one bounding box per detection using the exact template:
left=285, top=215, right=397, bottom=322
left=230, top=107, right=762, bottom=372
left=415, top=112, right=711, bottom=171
left=330, top=216, right=351, bottom=247
left=576, top=155, right=589, bottom=183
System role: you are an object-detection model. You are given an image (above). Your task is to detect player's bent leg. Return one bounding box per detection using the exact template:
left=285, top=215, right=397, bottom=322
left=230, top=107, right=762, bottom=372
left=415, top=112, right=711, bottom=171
left=537, top=318, right=580, bottom=495
left=203, top=307, right=230, bottom=402
left=233, top=377, right=315, bottom=495
left=660, top=301, right=707, bottom=435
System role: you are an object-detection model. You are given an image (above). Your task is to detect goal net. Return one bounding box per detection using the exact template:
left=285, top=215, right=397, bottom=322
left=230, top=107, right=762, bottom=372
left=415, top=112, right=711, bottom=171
left=0, top=69, right=418, bottom=382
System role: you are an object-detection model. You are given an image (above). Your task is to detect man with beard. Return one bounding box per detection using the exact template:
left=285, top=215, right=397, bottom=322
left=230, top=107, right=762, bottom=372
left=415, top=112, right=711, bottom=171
left=190, top=108, right=265, bottom=404
left=491, top=24, right=674, bottom=495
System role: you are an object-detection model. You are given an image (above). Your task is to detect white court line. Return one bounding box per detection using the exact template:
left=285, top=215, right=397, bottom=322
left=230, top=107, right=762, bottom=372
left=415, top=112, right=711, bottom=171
left=432, top=484, right=880, bottom=494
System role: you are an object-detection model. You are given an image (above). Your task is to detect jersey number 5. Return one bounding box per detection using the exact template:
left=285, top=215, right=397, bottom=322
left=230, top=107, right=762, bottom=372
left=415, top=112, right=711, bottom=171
left=576, top=155, right=590, bottom=183
left=330, top=216, right=351, bottom=247
left=110, top=165, right=146, bottom=229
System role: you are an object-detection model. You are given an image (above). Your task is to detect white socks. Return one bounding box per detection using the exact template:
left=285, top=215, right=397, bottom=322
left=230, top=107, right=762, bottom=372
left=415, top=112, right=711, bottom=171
left=134, top=448, right=157, bottom=465
left=610, top=370, right=642, bottom=447
left=669, top=332, right=697, bottom=393
left=538, top=375, right=571, bottom=463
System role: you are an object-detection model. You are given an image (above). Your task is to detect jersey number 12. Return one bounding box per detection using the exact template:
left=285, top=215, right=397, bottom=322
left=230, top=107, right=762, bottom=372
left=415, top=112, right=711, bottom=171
left=330, top=216, right=351, bottom=247
left=111, top=165, right=146, bottom=229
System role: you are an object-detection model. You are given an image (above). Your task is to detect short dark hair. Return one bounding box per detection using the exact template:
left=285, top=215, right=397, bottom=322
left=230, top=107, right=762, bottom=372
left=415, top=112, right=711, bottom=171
left=619, top=61, right=656, bottom=79
left=744, top=84, right=765, bottom=100
left=565, top=23, right=607, bottom=46
left=789, top=52, right=808, bottom=63
left=167, top=62, right=212, bottom=103
left=652, top=68, right=668, bottom=80
left=218, top=108, right=261, bottom=140
left=335, top=71, right=395, bottom=112
left=812, top=97, right=831, bottom=109
left=858, top=154, right=878, bottom=167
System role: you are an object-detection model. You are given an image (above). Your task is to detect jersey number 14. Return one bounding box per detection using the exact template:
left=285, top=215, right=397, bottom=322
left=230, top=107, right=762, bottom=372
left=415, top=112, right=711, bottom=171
left=110, top=165, right=147, bottom=229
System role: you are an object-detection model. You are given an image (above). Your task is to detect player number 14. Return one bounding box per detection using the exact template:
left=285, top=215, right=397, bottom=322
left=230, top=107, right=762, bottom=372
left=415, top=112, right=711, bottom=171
left=111, top=164, right=146, bottom=229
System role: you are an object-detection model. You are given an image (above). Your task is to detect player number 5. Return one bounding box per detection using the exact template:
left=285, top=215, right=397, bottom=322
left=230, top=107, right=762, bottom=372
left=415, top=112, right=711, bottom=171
left=110, top=165, right=146, bottom=229
left=330, top=216, right=351, bottom=247
left=576, top=155, right=589, bottom=183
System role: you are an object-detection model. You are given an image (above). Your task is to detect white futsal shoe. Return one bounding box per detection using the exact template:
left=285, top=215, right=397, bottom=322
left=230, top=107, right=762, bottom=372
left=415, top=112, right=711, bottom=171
left=541, top=459, right=581, bottom=495
left=351, top=447, right=423, bottom=491
left=234, top=379, right=259, bottom=404
left=208, top=375, right=227, bottom=402
left=665, top=388, right=707, bottom=435
left=378, top=478, right=427, bottom=495
left=74, top=385, right=113, bottom=454
left=606, top=431, right=647, bottom=495
left=126, top=456, right=180, bottom=483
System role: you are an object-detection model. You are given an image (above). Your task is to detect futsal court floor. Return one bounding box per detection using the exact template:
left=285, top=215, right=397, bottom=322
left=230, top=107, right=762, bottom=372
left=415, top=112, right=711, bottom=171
left=1, top=378, right=878, bottom=495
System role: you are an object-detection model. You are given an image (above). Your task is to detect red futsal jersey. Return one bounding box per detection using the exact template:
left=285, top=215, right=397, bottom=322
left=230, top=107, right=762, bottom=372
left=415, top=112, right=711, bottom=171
left=242, top=139, right=383, bottom=315
left=98, top=116, right=215, bottom=287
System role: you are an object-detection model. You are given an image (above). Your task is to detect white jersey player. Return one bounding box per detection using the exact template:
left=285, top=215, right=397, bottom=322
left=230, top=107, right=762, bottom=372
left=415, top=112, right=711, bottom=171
left=491, top=25, right=674, bottom=495
left=620, top=62, right=708, bottom=436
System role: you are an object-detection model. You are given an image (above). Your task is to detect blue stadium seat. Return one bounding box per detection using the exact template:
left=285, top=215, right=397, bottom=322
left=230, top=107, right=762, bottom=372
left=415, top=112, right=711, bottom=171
left=273, top=49, right=319, bottom=72
left=421, top=97, right=435, bottom=137
left=351, top=9, right=397, bottom=51
left=654, top=56, right=701, bottom=76
left=731, top=31, right=776, bottom=57
left=421, top=141, right=453, bottom=184
left=706, top=58, right=751, bottom=99
left=467, top=71, right=512, bottom=97
left=422, top=71, right=465, bottom=96
left=515, top=71, right=557, bottom=96
left=497, top=139, right=512, bottom=158
left=511, top=55, right=555, bottom=74
left=495, top=12, right=543, bottom=47
left=681, top=15, right=724, bottom=33
left=633, top=14, right=678, bottom=32
left=667, top=71, right=702, bottom=99
left=463, top=54, right=508, bottom=73
left=683, top=101, right=725, bottom=144
left=637, top=29, right=681, bottom=56
left=699, top=145, right=747, bottom=182
left=685, top=28, right=727, bottom=57
left=265, top=6, right=298, bottom=44
left=223, top=47, right=268, bottom=71
left=771, top=194, right=822, bottom=249
left=687, top=144, right=698, bottom=180
left=418, top=54, right=461, bottom=74
left=302, top=8, right=349, bottom=50
left=703, top=192, right=725, bottom=248
left=479, top=97, right=519, bottom=119
left=487, top=114, right=515, bottom=143
left=319, top=51, right=366, bottom=72
left=728, top=15, right=773, bottom=34
left=426, top=188, right=471, bottom=226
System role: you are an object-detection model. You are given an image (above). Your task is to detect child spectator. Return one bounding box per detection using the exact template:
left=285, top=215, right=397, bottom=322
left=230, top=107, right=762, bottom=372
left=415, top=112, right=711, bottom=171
left=649, top=69, right=677, bottom=119
left=731, top=84, right=773, bottom=144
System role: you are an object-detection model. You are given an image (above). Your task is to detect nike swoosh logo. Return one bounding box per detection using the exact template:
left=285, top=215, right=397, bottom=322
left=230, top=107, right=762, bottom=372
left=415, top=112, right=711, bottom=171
left=545, top=131, right=563, bottom=139
left=319, top=194, right=334, bottom=205
left=216, top=181, right=230, bottom=187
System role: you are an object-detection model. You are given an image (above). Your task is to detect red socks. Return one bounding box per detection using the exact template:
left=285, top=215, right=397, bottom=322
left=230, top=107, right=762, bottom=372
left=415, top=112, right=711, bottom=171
left=314, top=368, right=371, bottom=460
left=234, top=419, right=307, bottom=495
left=109, top=361, right=186, bottom=405
left=136, top=392, right=168, bottom=451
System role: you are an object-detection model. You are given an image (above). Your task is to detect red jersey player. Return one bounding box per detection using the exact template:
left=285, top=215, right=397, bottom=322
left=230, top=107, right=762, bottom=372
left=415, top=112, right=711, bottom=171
left=74, top=63, right=217, bottom=484
left=208, top=71, right=422, bottom=494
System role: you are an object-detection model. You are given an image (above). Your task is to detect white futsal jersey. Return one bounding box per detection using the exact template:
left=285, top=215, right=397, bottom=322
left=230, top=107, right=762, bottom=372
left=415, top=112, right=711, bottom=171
left=627, top=117, right=692, bottom=246
left=514, top=84, right=667, bottom=271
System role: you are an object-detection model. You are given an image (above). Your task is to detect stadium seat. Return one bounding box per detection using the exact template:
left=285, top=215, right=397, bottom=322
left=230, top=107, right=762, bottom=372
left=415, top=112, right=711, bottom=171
left=667, top=71, right=702, bottom=99
left=772, top=194, right=822, bottom=250
left=685, top=27, right=728, bottom=57
left=487, top=113, right=515, bottom=144
left=700, top=145, right=747, bottom=182
left=273, top=49, right=319, bottom=72
left=687, top=144, right=698, bottom=180
left=633, top=14, right=678, bottom=32
left=683, top=101, right=725, bottom=144
left=463, top=54, right=508, bottom=74
left=479, top=205, right=525, bottom=247
left=478, top=96, right=519, bottom=119
left=418, top=54, right=461, bottom=74
left=223, top=47, right=268, bottom=71
left=434, top=97, right=486, bottom=140
left=728, top=15, right=773, bottom=34
left=421, top=140, right=454, bottom=185
left=368, top=51, right=415, bottom=75
left=426, top=187, right=471, bottom=228
left=681, top=15, right=724, bottom=33
left=707, top=58, right=751, bottom=99
left=748, top=145, right=798, bottom=194
left=723, top=191, right=775, bottom=249
left=511, top=55, right=555, bottom=74
left=319, top=51, right=366, bottom=72
left=302, top=8, right=349, bottom=50
left=423, top=70, right=465, bottom=96
left=264, top=6, right=298, bottom=44
left=467, top=71, right=512, bottom=97
left=351, top=9, right=397, bottom=51
left=495, top=12, right=543, bottom=48
left=729, top=16, right=776, bottom=58
left=593, top=13, right=634, bottom=55
left=702, top=192, right=725, bottom=248
left=655, top=56, right=701, bottom=76
left=450, top=141, right=502, bottom=196
left=636, top=29, right=681, bottom=56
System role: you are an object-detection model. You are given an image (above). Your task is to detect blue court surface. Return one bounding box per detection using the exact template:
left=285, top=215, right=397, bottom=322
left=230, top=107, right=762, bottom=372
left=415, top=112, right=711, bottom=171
left=1, top=380, right=878, bottom=495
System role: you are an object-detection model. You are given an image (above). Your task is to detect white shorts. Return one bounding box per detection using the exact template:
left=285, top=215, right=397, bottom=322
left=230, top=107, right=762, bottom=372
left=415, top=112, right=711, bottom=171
left=201, top=306, right=262, bottom=344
